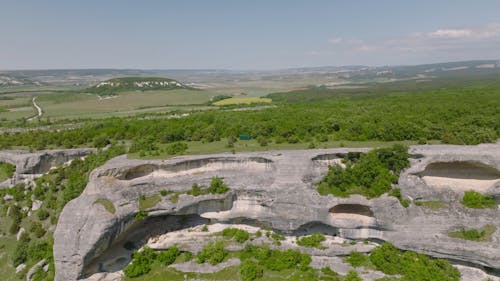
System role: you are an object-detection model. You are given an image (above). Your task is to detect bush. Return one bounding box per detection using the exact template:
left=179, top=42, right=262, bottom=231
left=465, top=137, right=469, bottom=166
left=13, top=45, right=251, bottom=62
left=241, top=244, right=312, bottom=272
left=461, top=190, right=496, bottom=208
left=30, top=221, right=46, bottom=238
left=135, top=210, right=148, bottom=221
left=124, top=247, right=156, bottom=278
left=257, top=137, right=268, bottom=147
left=197, top=241, right=228, bottom=265
left=296, top=233, right=326, bottom=248
left=156, top=246, right=180, bottom=265
left=222, top=228, right=250, bottom=243
left=37, top=209, right=50, bottom=221
left=12, top=240, right=29, bottom=267
left=160, top=189, right=172, bottom=196
left=188, top=183, right=202, bottom=196
left=318, top=145, right=409, bottom=198
left=345, top=251, right=370, bottom=267
left=28, top=241, right=52, bottom=261
left=369, top=242, right=460, bottom=281
left=207, top=176, right=229, bottom=194
left=166, top=142, right=188, bottom=155
left=240, top=260, right=264, bottom=281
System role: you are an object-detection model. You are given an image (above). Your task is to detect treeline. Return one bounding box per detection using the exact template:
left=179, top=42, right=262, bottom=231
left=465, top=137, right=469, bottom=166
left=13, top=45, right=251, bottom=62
left=0, top=84, right=498, bottom=150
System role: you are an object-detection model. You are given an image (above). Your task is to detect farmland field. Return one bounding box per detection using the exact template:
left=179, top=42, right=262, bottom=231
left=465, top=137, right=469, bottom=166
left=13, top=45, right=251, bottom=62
left=0, top=89, right=216, bottom=120
left=212, top=97, right=272, bottom=106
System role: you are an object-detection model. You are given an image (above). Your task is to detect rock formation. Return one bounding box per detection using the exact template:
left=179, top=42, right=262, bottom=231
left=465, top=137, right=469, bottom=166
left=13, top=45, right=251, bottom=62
left=53, top=144, right=500, bottom=280
left=0, top=148, right=96, bottom=188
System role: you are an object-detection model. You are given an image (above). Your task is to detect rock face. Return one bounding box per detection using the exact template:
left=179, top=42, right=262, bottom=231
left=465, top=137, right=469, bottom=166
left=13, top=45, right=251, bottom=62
left=53, top=144, right=500, bottom=281
left=0, top=148, right=96, bottom=188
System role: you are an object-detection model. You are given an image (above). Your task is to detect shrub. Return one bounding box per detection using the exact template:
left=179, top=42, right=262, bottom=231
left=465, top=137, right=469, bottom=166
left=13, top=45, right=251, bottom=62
left=124, top=247, right=156, bottom=278
left=240, top=260, right=264, bottom=281
left=37, top=209, right=50, bottom=221
left=257, top=137, right=268, bottom=147
left=188, top=183, right=202, bottom=196
left=160, top=189, right=172, bottom=196
left=296, top=233, right=326, bottom=248
left=222, top=228, right=250, bottom=243
left=166, top=142, right=188, bottom=155
left=197, top=241, right=228, bottom=265
left=241, top=245, right=312, bottom=272
left=157, top=246, right=180, bottom=265
left=12, top=240, right=29, bottom=267
left=345, top=251, right=370, bottom=267
left=461, top=190, right=496, bottom=208
left=30, top=221, right=46, bottom=238
left=0, top=162, right=15, bottom=181
left=369, top=242, right=460, bottom=281
left=135, top=210, right=148, bottom=221
left=27, top=241, right=52, bottom=261
left=207, top=176, right=229, bottom=194
left=318, top=145, right=409, bottom=198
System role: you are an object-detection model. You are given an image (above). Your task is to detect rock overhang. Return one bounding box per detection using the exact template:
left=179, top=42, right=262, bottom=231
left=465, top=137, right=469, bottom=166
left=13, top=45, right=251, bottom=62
left=53, top=144, right=500, bottom=280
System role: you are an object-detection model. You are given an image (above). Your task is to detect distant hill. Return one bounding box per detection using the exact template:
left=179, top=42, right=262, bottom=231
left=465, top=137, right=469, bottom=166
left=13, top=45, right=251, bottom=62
left=0, top=74, right=43, bottom=88
left=84, top=77, right=189, bottom=95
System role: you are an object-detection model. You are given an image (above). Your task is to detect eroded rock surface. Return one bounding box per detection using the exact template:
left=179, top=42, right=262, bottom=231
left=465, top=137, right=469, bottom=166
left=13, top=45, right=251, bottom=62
left=54, top=144, right=500, bottom=280
left=0, top=148, right=96, bottom=188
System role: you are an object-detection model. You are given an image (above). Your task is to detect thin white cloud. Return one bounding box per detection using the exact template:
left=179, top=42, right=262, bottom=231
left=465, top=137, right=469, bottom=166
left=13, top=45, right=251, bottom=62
left=328, top=37, right=363, bottom=45
left=428, top=28, right=473, bottom=39
left=309, top=22, right=500, bottom=65
left=343, top=22, right=500, bottom=54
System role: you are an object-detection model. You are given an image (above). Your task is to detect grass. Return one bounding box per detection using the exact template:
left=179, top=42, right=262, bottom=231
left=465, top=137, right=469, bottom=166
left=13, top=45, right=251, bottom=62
left=93, top=198, right=116, bottom=214
left=415, top=200, right=449, bottom=210
left=212, top=97, right=272, bottom=106
left=139, top=195, right=162, bottom=210
left=0, top=162, right=15, bottom=182
left=449, top=225, right=496, bottom=242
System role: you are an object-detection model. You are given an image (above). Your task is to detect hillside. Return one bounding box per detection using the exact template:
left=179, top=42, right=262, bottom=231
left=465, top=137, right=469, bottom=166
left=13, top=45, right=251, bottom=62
left=84, top=77, right=189, bottom=95
left=0, top=74, right=43, bottom=88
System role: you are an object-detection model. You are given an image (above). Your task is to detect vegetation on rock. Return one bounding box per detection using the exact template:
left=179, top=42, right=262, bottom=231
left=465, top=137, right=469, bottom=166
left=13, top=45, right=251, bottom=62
left=461, top=190, right=496, bottom=209
left=318, top=145, right=409, bottom=198
left=449, top=225, right=496, bottom=242
left=369, top=242, right=460, bottom=281
left=296, top=233, right=326, bottom=248
left=197, top=240, right=228, bottom=265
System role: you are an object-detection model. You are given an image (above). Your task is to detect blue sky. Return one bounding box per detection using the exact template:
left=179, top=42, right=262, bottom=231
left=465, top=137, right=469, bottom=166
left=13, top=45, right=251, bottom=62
left=1, top=0, right=500, bottom=69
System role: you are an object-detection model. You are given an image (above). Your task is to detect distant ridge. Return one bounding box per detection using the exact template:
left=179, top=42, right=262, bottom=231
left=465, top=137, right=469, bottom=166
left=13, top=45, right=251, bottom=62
left=84, top=77, right=189, bottom=95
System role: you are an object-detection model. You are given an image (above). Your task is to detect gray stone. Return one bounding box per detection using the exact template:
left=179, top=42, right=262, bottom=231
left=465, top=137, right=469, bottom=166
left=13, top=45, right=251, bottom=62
left=16, top=227, right=25, bottom=241
left=53, top=144, right=500, bottom=281
left=31, top=200, right=43, bottom=211
left=15, top=263, right=26, bottom=273
left=0, top=148, right=96, bottom=189
left=26, top=259, right=46, bottom=281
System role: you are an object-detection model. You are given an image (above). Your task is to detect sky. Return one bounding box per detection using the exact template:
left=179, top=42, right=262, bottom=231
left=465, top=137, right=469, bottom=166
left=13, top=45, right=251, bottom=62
left=1, top=0, right=500, bottom=70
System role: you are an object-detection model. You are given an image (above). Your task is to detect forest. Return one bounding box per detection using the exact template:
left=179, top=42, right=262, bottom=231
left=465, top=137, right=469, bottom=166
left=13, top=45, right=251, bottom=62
left=0, top=81, right=498, bottom=152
